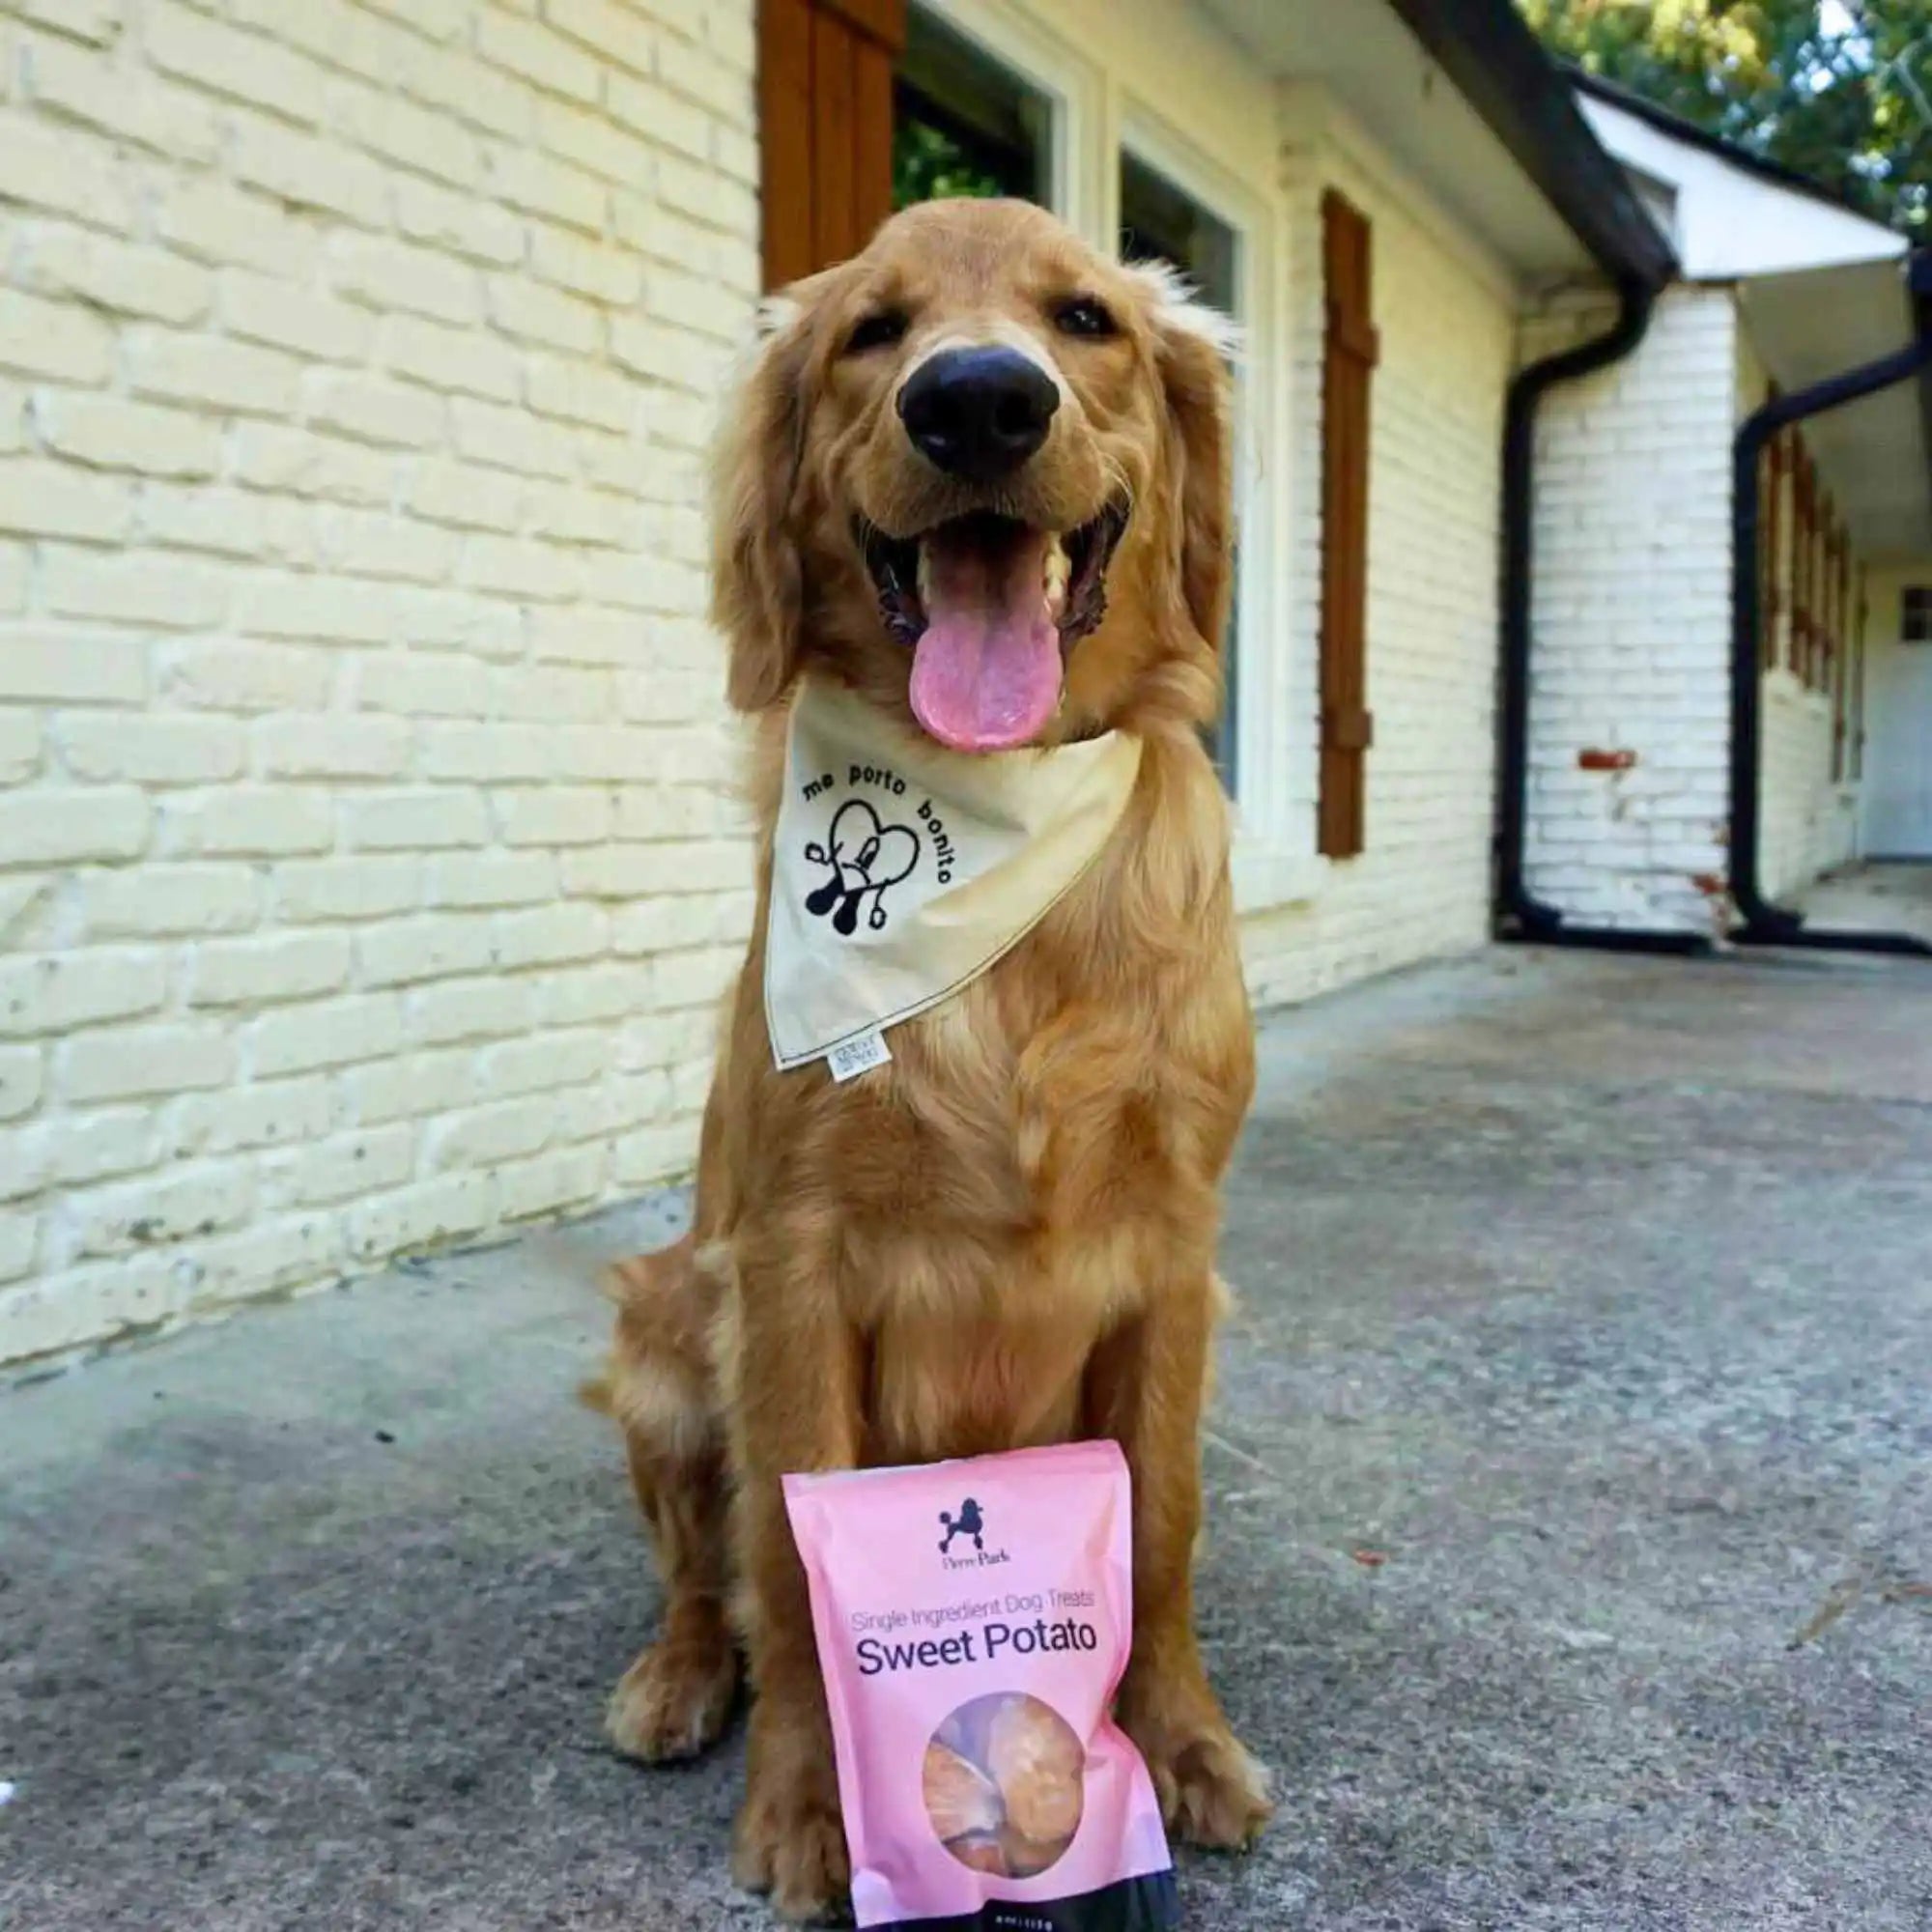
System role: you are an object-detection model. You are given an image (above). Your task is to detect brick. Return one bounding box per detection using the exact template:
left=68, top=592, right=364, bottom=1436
left=450, top=397, right=576, bottom=478
left=357, top=912, right=495, bottom=987
left=342, top=788, right=489, bottom=851
left=617, top=665, right=710, bottom=724
left=606, top=71, right=709, bottom=160
left=648, top=263, right=744, bottom=340
left=189, top=932, right=352, bottom=1008
left=21, top=227, right=211, bottom=325
left=327, top=76, right=482, bottom=189
left=528, top=225, right=641, bottom=305
left=392, top=587, right=524, bottom=656
left=611, top=309, right=729, bottom=388
left=0, top=1209, right=39, bottom=1281
left=400, top=42, right=535, bottom=145
left=68, top=1162, right=253, bottom=1258
left=485, top=272, right=600, bottom=353
left=353, top=651, right=491, bottom=719
left=534, top=97, right=653, bottom=186
left=327, top=234, right=482, bottom=324
left=0, top=109, right=134, bottom=231
left=0, top=635, right=147, bottom=704
left=165, top=787, right=332, bottom=858
left=408, top=975, right=532, bottom=1044
left=611, top=1121, right=694, bottom=1187
left=167, top=1074, right=334, bottom=1157
left=254, top=714, right=411, bottom=780
left=345, top=1171, right=490, bottom=1262
left=0, top=1258, right=185, bottom=1355
left=378, top=314, right=520, bottom=401
left=0, top=710, right=39, bottom=784
left=528, top=608, right=645, bottom=667
left=272, top=854, right=421, bottom=923
left=532, top=960, right=638, bottom=1026
left=524, top=481, right=633, bottom=547
left=247, top=992, right=403, bottom=1076
left=355, top=0, right=466, bottom=41
left=497, top=1144, right=604, bottom=1220
left=82, top=864, right=260, bottom=937
left=161, top=641, right=335, bottom=714
left=457, top=536, right=581, bottom=602
left=14, top=0, right=123, bottom=45
left=491, top=663, right=612, bottom=722
left=543, top=0, right=653, bottom=72
left=0, top=788, right=147, bottom=867
left=0, top=949, right=163, bottom=1037
left=62, top=1019, right=236, bottom=1101
left=56, top=713, right=244, bottom=784
left=303, top=371, right=447, bottom=450
left=476, top=9, right=599, bottom=100
left=394, top=176, right=524, bottom=267
left=0, top=285, right=111, bottom=384
left=30, top=32, right=224, bottom=158
left=145, top=1, right=323, bottom=123
left=0, top=877, right=55, bottom=948
left=424, top=1094, right=555, bottom=1169
left=263, top=1123, right=415, bottom=1208
left=578, top=550, right=703, bottom=613
left=159, top=177, right=315, bottom=278
left=221, top=270, right=372, bottom=363
left=493, top=898, right=606, bottom=966
left=233, top=114, right=390, bottom=229
left=232, top=425, right=395, bottom=504
left=552, top=724, right=658, bottom=781
left=426, top=851, right=555, bottom=907
left=613, top=892, right=743, bottom=952
left=38, top=394, right=223, bottom=479
left=657, top=33, right=751, bottom=120
left=138, top=484, right=316, bottom=564
left=477, top=1025, right=606, bottom=1097
left=496, top=785, right=611, bottom=846
left=314, top=508, right=457, bottom=584
left=406, top=459, right=524, bottom=533
left=420, top=722, right=552, bottom=781
left=339, top=1044, right=473, bottom=1125
left=526, top=355, right=636, bottom=432
left=41, top=548, right=229, bottom=630
left=484, top=145, right=605, bottom=232
left=127, top=327, right=302, bottom=416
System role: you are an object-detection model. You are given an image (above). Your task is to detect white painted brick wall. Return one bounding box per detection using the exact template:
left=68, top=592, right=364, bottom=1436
left=1520, top=285, right=1738, bottom=935
left=1242, top=138, right=1515, bottom=1007
left=0, top=0, right=756, bottom=1366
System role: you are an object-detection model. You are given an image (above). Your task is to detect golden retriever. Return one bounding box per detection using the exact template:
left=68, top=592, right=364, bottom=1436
left=591, top=197, right=1269, bottom=1920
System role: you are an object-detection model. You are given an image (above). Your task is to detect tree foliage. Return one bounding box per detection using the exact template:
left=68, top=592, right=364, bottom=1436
left=1519, top=0, right=1930, bottom=237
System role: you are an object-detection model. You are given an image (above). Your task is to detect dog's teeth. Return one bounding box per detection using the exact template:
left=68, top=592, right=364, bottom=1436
left=1043, top=538, right=1070, bottom=619
left=916, top=542, right=933, bottom=606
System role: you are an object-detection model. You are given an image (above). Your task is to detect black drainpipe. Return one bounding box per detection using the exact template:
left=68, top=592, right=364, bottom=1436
left=1731, top=320, right=1932, bottom=959
left=1496, top=276, right=1711, bottom=954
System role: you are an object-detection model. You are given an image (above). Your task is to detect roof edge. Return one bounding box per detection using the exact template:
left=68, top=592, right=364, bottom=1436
left=1385, top=0, right=1678, bottom=292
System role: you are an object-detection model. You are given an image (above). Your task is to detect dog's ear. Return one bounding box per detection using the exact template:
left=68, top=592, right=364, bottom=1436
left=1129, top=262, right=1238, bottom=653
left=711, top=272, right=835, bottom=713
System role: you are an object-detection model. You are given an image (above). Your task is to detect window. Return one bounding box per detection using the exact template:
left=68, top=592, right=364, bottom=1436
left=895, top=7, right=1051, bottom=209
left=1905, top=586, right=1932, bottom=644
left=1317, top=189, right=1378, bottom=861
left=1119, top=152, right=1240, bottom=789
left=758, top=0, right=907, bottom=289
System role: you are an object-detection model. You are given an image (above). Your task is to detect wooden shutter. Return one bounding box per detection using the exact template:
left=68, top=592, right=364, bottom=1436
left=1318, top=190, right=1377, bottom=861
left=759, top=0, right=904, bottom=291
left=1761, top=428, right=1786, bottom=671
left=1791, top=448, right=1814, bottom=680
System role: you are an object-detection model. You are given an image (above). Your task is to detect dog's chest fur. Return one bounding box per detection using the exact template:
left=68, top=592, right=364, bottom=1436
left=723, top=738, right=1253, bottom=1465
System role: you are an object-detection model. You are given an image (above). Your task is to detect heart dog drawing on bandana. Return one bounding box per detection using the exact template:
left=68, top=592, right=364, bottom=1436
left=804, top=799, right=923, bottom=935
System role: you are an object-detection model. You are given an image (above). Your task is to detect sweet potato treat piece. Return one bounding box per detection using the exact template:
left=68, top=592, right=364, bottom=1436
left=1000, top=1825, right=1068, bottom=1879
left=923, top=1738, right=1004, bottom=1845
left=985, top=1694, right=1084, bottom=1848
left=944, top=1832, right=1010, bottom=1877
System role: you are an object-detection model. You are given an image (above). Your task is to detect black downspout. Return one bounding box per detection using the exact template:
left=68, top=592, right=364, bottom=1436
left=1496, top=276, right=1710, bottom=954
left=1731, top=327, right=1932, bottom=959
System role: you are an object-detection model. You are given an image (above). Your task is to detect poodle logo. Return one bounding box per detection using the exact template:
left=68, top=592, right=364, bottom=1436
left=938, top=1497, right=985, bottom=1555
left=803, top=798, right=923, bottom=936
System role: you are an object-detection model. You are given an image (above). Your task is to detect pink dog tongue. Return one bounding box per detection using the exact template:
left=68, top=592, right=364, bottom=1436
left=910, top=524, right=1060, bottom=753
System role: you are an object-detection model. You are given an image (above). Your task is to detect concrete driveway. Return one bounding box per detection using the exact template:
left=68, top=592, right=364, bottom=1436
left=3, top=948, right=1929, bottom=1931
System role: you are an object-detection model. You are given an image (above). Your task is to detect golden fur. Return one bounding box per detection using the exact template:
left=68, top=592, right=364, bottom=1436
left=595, top=199, right=1269, bottom=1920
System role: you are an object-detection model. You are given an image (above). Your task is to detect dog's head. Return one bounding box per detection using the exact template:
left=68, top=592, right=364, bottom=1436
left=714, top=198, right=1236, bottom=752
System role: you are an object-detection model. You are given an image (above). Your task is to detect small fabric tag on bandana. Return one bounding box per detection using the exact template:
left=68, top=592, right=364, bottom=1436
left=765, top=678, right=1142, bottom=1071
left=826, top=1028, right=892, bottom=1082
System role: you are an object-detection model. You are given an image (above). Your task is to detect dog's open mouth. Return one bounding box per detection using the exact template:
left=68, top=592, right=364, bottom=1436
left=860, top=506, right=1128, bottom=753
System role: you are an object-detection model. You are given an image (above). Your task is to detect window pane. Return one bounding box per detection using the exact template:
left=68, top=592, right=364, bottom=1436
left=1905, top=586, right=1931, bottom=643
left=1120, top=154, right=1241, bottom=792
left=895, top=9, right=1052, bottom=210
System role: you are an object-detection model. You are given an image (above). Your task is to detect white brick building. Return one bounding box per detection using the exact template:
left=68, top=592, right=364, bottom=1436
left=1, top=0, right=1924, bottom=1368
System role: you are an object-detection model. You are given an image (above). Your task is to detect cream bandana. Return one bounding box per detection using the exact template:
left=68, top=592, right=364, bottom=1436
left=765, top=678, right=1143, bottom=1071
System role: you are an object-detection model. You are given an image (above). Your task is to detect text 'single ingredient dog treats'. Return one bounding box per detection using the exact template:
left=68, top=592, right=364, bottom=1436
left=783, top=1441, right=1179, bottom=1930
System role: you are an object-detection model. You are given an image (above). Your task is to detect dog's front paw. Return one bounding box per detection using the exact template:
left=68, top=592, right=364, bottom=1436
left=733, top=1757, right=851, bottom=1923
left=606, top=1635, right=738, bottom=1763
left=1144, top=1722, right=1272, bottom=1850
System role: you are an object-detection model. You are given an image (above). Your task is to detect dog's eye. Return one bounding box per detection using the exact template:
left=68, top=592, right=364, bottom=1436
left=844, top=309, right=908, bottom=356
left=1053, top=296, right=1118, bottom=340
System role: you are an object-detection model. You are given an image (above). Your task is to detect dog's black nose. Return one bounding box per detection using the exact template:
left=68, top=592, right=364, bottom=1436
left=897, top=346, right=1060, bottom=483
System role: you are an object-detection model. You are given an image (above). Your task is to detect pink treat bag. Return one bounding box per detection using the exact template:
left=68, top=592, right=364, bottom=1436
left=783, top=1441, right=1179, bottom=1930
